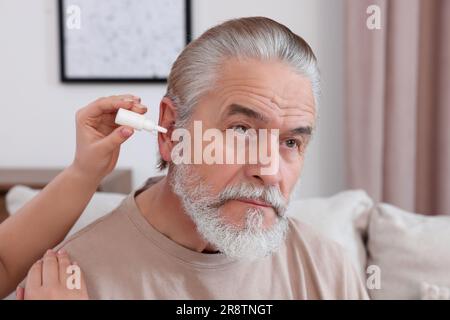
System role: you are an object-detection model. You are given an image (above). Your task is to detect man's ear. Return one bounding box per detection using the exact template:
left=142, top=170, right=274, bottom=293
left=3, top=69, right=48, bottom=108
left=158, top=97, right=177, bottom=164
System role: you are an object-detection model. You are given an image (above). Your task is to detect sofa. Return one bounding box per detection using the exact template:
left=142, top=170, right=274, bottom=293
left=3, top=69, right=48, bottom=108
left=5, top=185, right=450, bottom=300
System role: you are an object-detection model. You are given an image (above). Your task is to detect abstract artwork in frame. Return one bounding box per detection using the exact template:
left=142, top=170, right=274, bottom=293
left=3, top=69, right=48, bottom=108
left=59, top=0, right=191, bottom=82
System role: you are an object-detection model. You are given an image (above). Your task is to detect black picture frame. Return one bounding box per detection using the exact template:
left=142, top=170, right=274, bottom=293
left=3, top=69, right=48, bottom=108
left=58, top=0, right=191, bottom=83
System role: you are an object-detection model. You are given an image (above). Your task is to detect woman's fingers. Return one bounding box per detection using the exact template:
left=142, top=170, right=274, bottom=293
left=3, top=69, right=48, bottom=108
left=77, top=95, right=141, bottom=120
left=42, top=250, right=59, bottom=286
left=26, top=259, right=43, bottom=289
left=114, top=94, right=140, bottom=102
left=96, top=103, right=148, bottom=131
left=76, top=96, right=147, bottom=134
left=92, top=101, right=148, bottom=152
left=56, top=249, right=71, bottom=286
left=21, top=250, right=90, bottom=300
left=70, top=94, right=149, bottom=182
left=130, top=103, right=148, bottom=114
left=95, top=126, right=135, bottom=155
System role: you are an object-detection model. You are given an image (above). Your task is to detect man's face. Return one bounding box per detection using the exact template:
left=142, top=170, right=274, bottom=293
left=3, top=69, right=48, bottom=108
left=169, top=57, right=316, bottom=258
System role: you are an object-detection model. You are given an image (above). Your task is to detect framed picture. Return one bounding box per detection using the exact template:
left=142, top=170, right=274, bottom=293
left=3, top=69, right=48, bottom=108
left=58, top=0, right=191, bottom=82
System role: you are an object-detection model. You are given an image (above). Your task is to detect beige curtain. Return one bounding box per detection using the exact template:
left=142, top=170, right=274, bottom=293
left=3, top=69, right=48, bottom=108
left=345, top=0, right=450, bottom=215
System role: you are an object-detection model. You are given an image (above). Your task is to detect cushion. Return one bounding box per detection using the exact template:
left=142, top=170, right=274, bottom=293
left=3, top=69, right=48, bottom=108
left=6, top=185, right=127, bottom=239
left=367, top=203, right=450, bottom=299
left=287, top=190, right=373, bottom=279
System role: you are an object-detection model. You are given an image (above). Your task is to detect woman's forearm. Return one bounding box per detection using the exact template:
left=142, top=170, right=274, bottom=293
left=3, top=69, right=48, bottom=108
left=0, top=164, right=101, bottom=297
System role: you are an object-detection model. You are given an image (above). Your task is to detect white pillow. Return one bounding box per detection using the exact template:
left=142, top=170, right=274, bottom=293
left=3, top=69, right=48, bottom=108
left=6, top=185, right=127, bottom=239
left=367, top=203, right=450, bottom=299
left=286, top=190, right=373, bottom=279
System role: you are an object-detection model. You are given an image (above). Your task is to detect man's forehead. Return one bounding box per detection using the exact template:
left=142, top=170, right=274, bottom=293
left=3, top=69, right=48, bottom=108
left=218, top=89, right=315, bottom=125
left=217, top=57, right=314, bottom=95
left=211, top=59, right=316, bottom=118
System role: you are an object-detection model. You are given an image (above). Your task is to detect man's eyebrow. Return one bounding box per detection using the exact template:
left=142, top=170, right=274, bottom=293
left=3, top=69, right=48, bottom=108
left=225, top=103, right=313, bottom=136
left=225, top=104, right=269, bottom=122
left=288, top=126, right=313, bottom=136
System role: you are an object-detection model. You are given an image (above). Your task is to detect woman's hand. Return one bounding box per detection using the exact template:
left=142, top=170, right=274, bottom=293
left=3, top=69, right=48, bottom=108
left=0, top=94, right=147, bottom=298
left=16, top=249, right=89, bottom=300
left=72, top=94, right=147, bottom=181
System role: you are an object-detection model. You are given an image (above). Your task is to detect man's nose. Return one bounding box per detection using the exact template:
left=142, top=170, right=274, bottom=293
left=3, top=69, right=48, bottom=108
left=243, top=156, right=282, bottom=186
left=246, top=165, right=281, bottom=186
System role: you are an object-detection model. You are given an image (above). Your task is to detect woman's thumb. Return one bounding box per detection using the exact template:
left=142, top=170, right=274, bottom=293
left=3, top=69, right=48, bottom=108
left=98, top=126, right=134, bottom=154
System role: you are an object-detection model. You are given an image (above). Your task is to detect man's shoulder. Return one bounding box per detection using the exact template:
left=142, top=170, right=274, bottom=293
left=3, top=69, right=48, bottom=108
left=285, top=216, right=354, bottom=270
left=285, top=217, right=369, bottom=299
left=287, top=216, right=346, bottom=255
left=59, top=201, right=129, bottom=253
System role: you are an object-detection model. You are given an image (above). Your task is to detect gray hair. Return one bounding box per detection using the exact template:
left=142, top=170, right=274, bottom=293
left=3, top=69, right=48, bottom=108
left=158, top=16, right=320, bottom=170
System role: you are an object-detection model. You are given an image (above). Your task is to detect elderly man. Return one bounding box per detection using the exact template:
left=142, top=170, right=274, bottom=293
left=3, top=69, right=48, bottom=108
left=59, top=17, right=368, bottom=299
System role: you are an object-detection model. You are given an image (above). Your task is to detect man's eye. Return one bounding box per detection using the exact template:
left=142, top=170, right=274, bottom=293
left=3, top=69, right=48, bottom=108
left=284, top=139, right=300, bottom=149
left=230, top=125, right=249, bottom=134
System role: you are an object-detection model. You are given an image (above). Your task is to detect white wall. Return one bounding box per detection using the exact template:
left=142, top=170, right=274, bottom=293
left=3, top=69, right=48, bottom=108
left=0, top=0, right=346, bottom=199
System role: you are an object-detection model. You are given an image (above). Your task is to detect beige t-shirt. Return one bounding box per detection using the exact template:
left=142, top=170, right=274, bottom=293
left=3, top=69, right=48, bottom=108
left=60, top=187, right=369, bottom=300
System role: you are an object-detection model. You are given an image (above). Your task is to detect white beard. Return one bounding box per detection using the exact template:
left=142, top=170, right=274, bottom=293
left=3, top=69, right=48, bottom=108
left=169, top=164, right=290, bottom=260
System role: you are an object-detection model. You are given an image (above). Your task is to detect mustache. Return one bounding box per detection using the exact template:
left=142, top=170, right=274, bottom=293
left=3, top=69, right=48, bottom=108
left=209, top=182, right=288, bottom=217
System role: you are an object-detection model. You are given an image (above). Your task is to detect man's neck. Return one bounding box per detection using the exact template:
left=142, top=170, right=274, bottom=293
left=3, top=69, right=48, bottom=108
left=135, top=176, right=218, bottom=253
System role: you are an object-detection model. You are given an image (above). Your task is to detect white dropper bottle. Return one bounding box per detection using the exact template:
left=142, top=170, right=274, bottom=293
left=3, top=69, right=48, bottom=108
left=115, top=108, right=168, bottom=134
